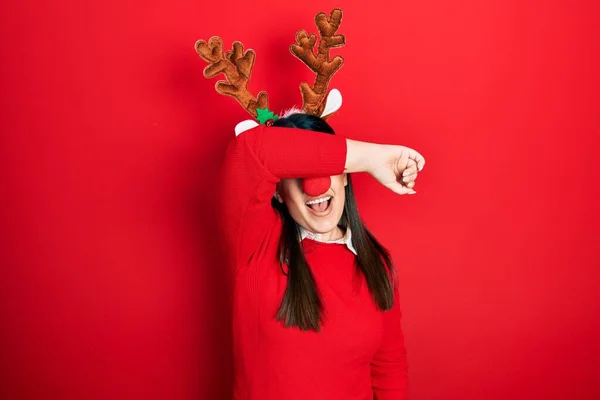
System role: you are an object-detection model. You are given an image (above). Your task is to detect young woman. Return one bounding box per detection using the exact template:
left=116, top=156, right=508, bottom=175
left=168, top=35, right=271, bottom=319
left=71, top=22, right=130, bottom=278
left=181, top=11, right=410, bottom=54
left=219, top=113, right=425, bottom=400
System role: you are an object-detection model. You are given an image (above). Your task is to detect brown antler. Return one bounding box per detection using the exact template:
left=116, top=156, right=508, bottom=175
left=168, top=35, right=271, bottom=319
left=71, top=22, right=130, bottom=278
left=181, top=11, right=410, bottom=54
left=290, top=9, right=345, bottom=116
left=195, top=36, right=268, bottom=118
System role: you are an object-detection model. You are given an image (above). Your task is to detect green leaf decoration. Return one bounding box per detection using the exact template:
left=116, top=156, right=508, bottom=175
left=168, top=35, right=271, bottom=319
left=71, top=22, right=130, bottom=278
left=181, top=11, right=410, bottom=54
left=256, top=107, right=279, bottom=125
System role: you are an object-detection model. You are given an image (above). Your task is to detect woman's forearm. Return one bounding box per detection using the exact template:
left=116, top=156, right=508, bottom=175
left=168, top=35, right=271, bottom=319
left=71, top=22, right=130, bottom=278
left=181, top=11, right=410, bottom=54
left=345, top=138, right=425, bottom=195
left=344, top=139, right=381, bottom=174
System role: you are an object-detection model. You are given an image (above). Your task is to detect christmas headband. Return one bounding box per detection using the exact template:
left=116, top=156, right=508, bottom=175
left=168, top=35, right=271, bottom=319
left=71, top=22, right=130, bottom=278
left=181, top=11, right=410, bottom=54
left=194, top=8, right=346, bottom=136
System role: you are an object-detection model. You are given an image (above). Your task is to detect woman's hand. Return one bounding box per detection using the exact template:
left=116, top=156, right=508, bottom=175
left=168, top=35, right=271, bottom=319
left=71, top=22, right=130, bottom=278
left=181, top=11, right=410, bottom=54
left=345, top=140, right=426, bottom=195
left=370, top=144, right=425, bottom=195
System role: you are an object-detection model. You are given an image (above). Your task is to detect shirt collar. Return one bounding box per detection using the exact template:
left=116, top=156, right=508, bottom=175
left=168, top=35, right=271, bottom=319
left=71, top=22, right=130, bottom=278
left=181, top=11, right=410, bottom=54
left=298, top=226, right=357, bottom=256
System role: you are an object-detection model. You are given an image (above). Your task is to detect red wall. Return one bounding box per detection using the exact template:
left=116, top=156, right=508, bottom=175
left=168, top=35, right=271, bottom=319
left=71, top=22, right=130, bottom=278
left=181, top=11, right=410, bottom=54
left=1, top=1, right=598, bottom=399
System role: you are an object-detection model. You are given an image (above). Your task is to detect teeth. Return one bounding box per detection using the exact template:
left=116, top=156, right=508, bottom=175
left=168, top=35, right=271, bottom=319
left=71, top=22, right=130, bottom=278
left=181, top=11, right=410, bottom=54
left=306, top=196, right=331, bottom=205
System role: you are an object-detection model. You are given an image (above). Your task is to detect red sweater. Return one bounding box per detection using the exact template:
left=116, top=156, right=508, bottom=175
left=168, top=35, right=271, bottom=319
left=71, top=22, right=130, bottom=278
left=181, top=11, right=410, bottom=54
left=219, top=125, right=408, bottom=400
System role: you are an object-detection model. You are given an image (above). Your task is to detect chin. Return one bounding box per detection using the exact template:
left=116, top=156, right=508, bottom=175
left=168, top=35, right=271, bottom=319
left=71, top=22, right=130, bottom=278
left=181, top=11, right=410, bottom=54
left=302, top=205, right=344, bottom=234
left=304, top=218, right=340, bottom=234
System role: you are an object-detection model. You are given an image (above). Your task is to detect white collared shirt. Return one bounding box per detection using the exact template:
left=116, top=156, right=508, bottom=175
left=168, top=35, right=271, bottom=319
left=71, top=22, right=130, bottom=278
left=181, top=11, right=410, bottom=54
left=298, top=226, right=357, bottom=256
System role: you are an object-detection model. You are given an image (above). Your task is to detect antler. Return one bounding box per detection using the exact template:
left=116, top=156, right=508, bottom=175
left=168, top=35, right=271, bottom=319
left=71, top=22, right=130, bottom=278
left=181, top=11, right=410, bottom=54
left=195, top=36, right=268, bottom=118
left=290, top=9, right=345, bottom=116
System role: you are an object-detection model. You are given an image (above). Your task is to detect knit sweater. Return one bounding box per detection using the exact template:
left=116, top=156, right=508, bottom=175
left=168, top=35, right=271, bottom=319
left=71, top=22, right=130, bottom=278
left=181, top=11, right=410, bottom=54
left=218, top=125, right=408, bottom=400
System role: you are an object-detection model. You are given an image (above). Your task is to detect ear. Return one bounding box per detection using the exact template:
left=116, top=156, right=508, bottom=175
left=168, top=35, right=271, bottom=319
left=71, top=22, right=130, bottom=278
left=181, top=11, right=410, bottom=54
left=274, top=191, right=284, bottom=203
left=235, top=119, right=260, bottom=136
left=274, top=182, right=284, bottom=203
left=320, top=89, right=342, bottom=119
left=343, top=173, right=348, bottom=187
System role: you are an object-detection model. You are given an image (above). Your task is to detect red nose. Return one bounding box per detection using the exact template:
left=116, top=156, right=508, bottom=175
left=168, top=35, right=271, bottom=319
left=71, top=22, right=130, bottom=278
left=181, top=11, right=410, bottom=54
left=301, top=176, right=331, bottom=197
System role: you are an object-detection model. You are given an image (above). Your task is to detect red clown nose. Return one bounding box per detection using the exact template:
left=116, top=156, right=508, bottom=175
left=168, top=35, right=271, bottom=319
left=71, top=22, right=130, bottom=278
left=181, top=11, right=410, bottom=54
left=301, top=176, right=331, bottom=197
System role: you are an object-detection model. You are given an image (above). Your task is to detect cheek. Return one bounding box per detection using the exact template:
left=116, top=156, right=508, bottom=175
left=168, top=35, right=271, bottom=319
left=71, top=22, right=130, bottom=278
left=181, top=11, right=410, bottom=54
left=280, top=179, right=299, bottom=196
left=331, top=175, right=347, bottom=193
left=334, top=193, right=346, bottom=212
left=284, top=195, right=309, bottom=225
left=281, top=180, right=305, bottom=207
left=331, top=177, right=347, bottom=212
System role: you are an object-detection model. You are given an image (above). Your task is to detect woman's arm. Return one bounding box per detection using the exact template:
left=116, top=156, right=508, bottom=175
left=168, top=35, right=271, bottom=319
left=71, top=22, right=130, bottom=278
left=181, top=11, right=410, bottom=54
left=371, top=286, right=409, bottom=400
left=218, top=125, right=425, bottom=269
left=346, top=139, right=425, bottom=194
left=219, top=125, right=347, bottom=268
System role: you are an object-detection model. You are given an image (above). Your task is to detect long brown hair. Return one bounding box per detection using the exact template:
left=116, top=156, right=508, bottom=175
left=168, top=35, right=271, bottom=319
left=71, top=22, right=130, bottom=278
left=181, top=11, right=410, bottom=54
left=271, top=114, right=396, bottom=331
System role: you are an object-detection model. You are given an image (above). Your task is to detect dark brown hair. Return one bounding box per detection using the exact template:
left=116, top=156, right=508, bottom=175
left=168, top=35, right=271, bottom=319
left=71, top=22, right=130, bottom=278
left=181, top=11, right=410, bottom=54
left=271, top=113, right=396, bottom=331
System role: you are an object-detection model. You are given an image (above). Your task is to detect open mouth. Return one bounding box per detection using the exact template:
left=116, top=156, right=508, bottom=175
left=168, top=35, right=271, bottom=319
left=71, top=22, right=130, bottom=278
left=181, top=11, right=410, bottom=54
left=305, top=195, right=332, bottom=214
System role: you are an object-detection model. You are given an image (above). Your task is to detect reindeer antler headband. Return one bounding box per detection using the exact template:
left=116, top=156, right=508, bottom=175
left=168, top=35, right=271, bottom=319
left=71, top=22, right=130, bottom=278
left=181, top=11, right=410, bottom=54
left=195, top=9, right=345, bottom=135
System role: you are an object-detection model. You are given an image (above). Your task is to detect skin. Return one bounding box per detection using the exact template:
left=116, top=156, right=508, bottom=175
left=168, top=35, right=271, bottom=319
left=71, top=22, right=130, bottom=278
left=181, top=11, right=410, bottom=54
left=275, top=140, right=426, bottom=241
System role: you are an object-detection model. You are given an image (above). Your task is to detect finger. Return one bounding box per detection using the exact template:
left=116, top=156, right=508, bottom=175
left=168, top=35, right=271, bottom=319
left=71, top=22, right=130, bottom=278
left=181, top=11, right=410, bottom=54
left=407, top=149, right=426, bottom=171
left=406, top=181, right=416, bottom=189
left=402, top=167, right=418, bottom=181
left=402, top=160, right=417, bottom=176
left=397, top=150, right=410, bottom=173
left=402, top=164, right=418, bottom=176
left=403, top=168, right=417, bottom=177
left=402, top=169, right=416, bottom=178
left=386, top=181, right=417, bottom=195
left=402, top=173, right=417, bottom=183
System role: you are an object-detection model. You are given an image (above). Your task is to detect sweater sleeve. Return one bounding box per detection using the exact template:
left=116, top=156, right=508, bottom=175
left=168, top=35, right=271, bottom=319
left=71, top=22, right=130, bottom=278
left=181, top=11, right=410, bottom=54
left=218, top=124, right=347, bottom=268
left=371, top=285, right=409, bottom=400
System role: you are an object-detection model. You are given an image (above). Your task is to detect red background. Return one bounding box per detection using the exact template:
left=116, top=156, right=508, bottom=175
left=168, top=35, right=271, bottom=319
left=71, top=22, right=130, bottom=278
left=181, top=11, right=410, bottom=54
left=1, top=1, right=599, bottom=399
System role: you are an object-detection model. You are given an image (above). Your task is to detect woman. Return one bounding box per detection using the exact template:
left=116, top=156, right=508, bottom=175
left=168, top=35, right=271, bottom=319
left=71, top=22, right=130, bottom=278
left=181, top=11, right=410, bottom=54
left=219, top=112, right=425, bottom=400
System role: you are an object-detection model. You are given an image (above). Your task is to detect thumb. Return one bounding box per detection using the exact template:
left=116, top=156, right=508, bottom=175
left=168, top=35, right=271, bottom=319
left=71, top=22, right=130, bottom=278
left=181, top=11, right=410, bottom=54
left=385, top=181, right=417, bottom=195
